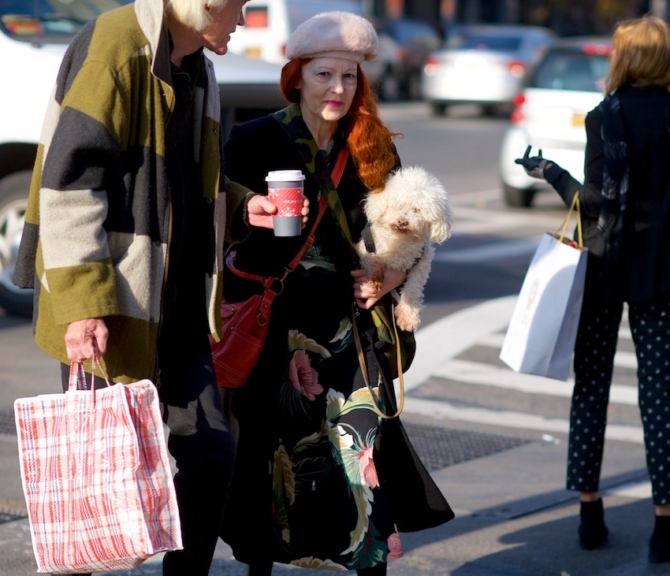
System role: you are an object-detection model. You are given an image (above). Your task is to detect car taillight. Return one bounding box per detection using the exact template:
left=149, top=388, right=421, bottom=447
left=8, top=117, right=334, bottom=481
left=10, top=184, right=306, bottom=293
left=511, top=94, right=526, bottom=124
left=424, top=57, right=439, bottom=75
left=244, top=6, right=268, bottom=28
left=583, top=44, right=611, bottom=55
left=507, top=61, right=525, bottom=78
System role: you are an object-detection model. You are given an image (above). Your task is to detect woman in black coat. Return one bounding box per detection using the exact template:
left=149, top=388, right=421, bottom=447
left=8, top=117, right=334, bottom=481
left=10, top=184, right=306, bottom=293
left=219, top=12, right=453, bottom=576
left=516, top=15, right=670, bottom=563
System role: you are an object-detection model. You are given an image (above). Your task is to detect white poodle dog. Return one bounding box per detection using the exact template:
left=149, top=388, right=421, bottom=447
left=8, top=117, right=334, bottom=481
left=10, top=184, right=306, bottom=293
left=356, top=166, right=452, bottom=332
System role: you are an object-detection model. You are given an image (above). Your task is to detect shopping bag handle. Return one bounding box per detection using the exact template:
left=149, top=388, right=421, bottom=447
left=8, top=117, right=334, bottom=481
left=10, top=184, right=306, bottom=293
left=68, top=356, right=112, bottom=394
left=557, top=191, right=583, bottom=248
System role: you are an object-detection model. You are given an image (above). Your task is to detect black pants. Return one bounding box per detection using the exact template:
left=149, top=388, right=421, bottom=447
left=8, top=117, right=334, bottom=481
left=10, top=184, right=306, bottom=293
left=567, top=297, right=670, bottom=505
left=59, top=330, right=235, bottom=576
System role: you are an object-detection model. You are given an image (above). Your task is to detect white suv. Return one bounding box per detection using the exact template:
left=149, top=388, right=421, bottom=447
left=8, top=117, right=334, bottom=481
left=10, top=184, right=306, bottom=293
left=499, top=36, right=611, bottom=207
left=0, top=0, right=284, bottom=317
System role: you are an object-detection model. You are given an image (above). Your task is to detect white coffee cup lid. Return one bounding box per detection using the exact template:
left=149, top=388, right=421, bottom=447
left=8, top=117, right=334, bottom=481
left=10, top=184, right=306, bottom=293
left=266, top=170, right=305, bottom=182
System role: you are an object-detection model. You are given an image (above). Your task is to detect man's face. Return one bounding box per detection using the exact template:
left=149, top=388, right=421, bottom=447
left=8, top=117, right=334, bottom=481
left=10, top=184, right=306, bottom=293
left=201, top=0, right=248, bottom=55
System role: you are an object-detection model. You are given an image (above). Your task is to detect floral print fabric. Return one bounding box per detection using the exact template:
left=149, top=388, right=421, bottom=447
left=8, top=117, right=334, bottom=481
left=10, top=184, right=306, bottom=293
left=266, top=246, right=402, bottom=571
left=220, top=107, right=404, bottom=571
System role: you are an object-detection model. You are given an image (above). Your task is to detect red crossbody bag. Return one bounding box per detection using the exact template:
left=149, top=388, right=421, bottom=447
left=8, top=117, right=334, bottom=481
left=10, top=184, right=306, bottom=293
left=210, top=150, right=348, bottom=388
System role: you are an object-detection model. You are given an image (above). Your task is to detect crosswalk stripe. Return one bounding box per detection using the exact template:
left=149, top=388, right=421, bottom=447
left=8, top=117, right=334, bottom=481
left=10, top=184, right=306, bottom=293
left=403, top=397, right=643, bottom=443
left=454, top=206, right=574, bottom=230
left=405, top=296, right=517, bottom=391
left=604, top=480, right=652, bottom=499
left=447, top=189, right=500, bottom=205
left=476, top=333, right=638, bottom=369
left=619, top=328, right=633, bottom=341
left=434, top=237, right=540, bottom=264
left=403, top=296, right=645, bottom=443
left=432, top=359, right=638, bottom=405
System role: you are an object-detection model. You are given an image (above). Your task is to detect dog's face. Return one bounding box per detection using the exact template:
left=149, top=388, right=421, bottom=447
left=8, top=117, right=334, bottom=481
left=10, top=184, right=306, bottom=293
left=365, top=196, right=427, bottom=239
left=364, top=167, right=452, bottom=243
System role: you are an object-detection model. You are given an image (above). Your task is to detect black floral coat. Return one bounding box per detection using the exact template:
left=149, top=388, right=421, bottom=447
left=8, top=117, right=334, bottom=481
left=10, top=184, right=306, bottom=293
left=219, top=105, right=450, bottom=570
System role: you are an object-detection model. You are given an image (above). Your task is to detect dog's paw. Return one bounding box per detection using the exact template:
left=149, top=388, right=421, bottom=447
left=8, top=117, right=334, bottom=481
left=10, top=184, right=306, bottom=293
left=395, top=302, right=421, bottom=332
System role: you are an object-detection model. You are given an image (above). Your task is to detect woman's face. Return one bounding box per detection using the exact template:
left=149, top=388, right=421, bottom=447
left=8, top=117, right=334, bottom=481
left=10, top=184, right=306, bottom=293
left=297, top=57, right=358, bottom=126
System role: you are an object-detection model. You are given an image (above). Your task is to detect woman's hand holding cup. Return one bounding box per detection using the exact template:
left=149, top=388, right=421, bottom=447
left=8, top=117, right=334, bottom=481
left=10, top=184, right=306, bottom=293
left=247, top=195, right=278, bottom=229
left=300, top=197, right=310, bottom=226
left=247, top=195, right=310, bottom=230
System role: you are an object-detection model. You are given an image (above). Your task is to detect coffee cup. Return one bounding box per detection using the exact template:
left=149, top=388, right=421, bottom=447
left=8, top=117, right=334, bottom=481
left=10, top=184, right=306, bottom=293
left=265, top=170, right=306, bottom=237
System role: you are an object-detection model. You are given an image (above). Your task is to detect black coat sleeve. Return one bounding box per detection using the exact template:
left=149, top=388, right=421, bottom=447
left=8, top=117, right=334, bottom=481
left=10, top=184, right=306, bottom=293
left=543, top=104, right=604, bottom=219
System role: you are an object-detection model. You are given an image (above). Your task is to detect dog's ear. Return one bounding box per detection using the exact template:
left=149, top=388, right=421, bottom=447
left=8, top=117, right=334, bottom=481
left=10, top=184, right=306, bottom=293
left=430, top=220, right=451, bottom=243
left=429, top=198, right=453, bottom=243
left=362, top=190, right=387, bottom=223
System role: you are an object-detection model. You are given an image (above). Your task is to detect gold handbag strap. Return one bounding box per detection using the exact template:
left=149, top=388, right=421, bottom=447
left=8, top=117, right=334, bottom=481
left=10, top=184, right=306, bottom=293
left=351, top=304, right=404, bottom=419
left=558, top=191, right=584, bottom=247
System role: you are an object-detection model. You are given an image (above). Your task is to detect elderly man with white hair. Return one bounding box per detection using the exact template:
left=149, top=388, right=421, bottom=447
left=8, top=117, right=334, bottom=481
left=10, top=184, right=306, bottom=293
left=12, top=0, right=288, bottom=574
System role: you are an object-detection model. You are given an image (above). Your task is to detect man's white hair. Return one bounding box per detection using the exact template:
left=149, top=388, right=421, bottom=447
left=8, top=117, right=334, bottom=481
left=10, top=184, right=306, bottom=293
left=167, top=0, right=229, bottom=32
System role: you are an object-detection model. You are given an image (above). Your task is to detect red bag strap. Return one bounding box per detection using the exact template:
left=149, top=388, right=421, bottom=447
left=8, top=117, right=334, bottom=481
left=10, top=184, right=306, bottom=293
left=331, top=148, right=348, bottom=188
left=225, top=253, right=277, bottom=288
left=228, top=149, right=349, bottom=288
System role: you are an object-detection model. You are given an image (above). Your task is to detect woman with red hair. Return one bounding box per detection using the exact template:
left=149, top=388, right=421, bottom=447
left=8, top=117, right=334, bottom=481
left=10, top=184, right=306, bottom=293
left=218, top=11, right=452, bottom=576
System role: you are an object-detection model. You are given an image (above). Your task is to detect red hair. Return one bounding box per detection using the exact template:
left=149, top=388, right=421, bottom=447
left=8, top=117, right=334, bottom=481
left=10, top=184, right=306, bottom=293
left=280, top=59, right=399, bottom=191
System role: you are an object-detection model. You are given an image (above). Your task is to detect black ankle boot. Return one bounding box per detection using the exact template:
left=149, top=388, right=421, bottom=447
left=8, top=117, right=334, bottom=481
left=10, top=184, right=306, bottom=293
left=649, top=515, right=670, bottom=563
left=578, top=498, right=608, bottom=550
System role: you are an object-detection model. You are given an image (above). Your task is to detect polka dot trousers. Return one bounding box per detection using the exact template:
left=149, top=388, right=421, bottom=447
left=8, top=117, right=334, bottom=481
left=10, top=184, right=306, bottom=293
left=567, top=297, right=670, bottom=505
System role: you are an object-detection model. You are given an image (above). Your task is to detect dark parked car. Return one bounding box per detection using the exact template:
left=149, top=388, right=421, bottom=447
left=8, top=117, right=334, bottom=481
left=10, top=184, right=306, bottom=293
left=376, top=17, right=443, bottom=100
left=362, top=32, right=405, bottom=102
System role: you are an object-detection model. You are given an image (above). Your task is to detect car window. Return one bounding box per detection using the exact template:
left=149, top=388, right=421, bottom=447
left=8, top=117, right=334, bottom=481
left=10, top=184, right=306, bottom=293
left=531, top=50, right=609, bottom=92
left=0, top=0, right=132, bottom=42
left=388, top=19, right=438, bottom=44
left=526, top=36, right=554, bottom=51
left=449, top=34, right=522, bottom=52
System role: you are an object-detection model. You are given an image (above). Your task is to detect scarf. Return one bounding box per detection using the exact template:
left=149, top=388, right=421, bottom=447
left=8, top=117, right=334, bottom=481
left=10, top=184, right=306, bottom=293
left=598, top=93, right=629, bottom=274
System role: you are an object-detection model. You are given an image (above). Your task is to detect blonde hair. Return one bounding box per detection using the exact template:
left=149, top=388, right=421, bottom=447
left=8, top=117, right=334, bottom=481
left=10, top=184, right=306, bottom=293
left=166, top=0, right=229, bottom=32
left=606, top=15, right=670, bottom=93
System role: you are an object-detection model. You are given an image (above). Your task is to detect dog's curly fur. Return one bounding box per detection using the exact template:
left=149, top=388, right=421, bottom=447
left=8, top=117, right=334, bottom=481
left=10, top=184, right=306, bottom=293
left=356, top=166, right=452, bottom=332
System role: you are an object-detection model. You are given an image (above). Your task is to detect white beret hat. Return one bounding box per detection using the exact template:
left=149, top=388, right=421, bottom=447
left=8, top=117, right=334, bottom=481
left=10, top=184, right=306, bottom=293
left=286, top=11, right=378, bottom=64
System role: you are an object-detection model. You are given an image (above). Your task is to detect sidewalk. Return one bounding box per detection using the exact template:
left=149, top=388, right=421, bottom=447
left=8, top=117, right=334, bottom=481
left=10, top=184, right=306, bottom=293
left=0, top=435, right=661, bottom=576
left=0, top=299, right=664, bottom=576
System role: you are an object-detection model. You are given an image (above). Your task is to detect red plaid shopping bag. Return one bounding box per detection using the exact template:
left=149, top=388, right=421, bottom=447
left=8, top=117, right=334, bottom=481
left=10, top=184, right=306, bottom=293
left=14, top=362, right=183, bottom=574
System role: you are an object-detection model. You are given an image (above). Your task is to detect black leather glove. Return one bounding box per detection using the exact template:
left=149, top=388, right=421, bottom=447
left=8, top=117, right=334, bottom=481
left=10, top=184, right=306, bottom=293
left=514, top=145, right=553, bottom=180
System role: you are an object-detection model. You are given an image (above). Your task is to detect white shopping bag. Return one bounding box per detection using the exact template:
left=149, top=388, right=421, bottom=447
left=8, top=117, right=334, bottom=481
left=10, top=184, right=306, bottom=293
left=14, top=361, right=182, bottom=574
left=500, top=193, right=588, bottom=381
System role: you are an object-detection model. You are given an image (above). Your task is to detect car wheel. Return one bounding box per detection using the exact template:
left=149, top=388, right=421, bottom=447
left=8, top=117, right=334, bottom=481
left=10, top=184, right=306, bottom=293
left=503, top=183, right=535, bottom=208
left=378, top=66, right=400, bottom=102
left=431, top=102, right=449, bottom=116
left=0, top=170, right=33, bottom=317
